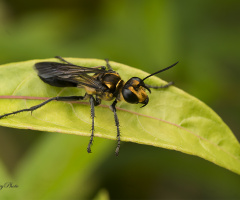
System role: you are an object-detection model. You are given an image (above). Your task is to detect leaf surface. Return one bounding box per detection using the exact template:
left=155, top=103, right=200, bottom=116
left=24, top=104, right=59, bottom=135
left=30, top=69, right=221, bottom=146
left=0, top=58, right=240, bottom=174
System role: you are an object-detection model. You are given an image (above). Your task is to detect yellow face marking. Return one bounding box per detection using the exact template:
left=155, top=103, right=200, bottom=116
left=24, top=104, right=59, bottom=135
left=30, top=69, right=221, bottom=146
left=128, top=86, right=148, bottom=103
left=131, top=80, right=140, bottom=87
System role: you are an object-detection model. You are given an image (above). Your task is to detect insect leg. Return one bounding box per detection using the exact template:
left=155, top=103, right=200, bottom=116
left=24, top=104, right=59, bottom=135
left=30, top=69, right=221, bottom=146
left=105, top=59, right=113, bottom=71
left=145, top=81, right=174, bottom=89
left=110, top=99, right=121, bottom=156
left=55, top=56, right=77, bottom=66
left=0, top=95, right=86, bottom=119
left=55, top=56, right=106, bottom=70
left=91, top=66, right=106, bottom=70
left=87, top=95, right=100, bottom=153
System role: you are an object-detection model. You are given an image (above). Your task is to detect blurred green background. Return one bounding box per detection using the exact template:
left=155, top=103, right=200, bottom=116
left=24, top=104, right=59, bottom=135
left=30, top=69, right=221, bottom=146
left=0, top=0, right=240, bottom=199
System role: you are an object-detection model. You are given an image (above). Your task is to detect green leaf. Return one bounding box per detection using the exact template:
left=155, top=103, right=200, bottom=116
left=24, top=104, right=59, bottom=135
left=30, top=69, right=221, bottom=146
left=0, top=58, right=240, bottom=175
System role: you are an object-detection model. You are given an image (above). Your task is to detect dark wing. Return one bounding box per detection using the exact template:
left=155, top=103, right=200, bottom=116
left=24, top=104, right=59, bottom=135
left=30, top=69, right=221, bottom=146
left=35, top=62, right=107, bottom=90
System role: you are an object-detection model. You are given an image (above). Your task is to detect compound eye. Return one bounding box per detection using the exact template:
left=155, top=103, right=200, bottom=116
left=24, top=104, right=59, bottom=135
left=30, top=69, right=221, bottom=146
left=122, top=88, right=139, bottom=104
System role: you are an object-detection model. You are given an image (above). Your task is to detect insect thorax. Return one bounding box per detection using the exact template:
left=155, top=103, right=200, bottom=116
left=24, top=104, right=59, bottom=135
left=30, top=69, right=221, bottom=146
left=93, top=72, right=124, bottom=101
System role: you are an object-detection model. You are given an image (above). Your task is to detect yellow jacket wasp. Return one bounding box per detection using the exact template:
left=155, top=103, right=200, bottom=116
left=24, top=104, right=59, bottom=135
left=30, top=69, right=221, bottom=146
left=0, top=56, right=178, bottom=156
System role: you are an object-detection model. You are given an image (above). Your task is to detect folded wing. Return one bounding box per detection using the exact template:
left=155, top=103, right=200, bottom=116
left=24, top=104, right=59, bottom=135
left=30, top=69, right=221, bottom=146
left=35, top=62, right=107, bottom=90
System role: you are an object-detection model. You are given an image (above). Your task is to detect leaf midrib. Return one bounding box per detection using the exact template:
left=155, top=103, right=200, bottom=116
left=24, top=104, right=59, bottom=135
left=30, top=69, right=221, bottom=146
left=0, top=95, right=239, bottom=165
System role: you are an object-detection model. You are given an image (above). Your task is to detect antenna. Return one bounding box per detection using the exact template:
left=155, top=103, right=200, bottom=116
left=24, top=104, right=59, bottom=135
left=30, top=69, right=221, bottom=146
left=142, top=61, right=179, bottom=82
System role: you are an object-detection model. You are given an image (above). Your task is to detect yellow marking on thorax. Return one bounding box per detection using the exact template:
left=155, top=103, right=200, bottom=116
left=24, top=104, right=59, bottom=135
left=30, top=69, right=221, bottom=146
left=84, top=86, right=97, bottom=95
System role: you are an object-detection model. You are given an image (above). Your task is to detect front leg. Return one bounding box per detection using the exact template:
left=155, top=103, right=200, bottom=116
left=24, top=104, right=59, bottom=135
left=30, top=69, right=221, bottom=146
left=87, top=96, right=96, bottom=153
left=87, top=96, right=102, bottom=153
left=110, top=99, right=121, bottom=156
